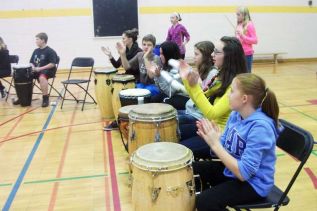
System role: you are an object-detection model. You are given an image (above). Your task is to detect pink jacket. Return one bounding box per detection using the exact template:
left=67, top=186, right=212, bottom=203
left=166, top=23, right=190, bottom=55
left=236, top=21, right=257, bottom=56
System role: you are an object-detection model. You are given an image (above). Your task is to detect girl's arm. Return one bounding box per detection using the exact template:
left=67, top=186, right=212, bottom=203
left=197, top=119, right=244, bottom=181
left=183, top=80, right=231, bottom=120
left=181, top=25, right=190, bottom=43
left=240, top=22, right=258, bottom=45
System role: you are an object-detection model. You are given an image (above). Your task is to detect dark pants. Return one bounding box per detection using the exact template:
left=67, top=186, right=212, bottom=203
left=194, top=161, right=264, bottom=211
left=0, top=69, right=11, bottom=90
left=246, top=55, right=253, bottom=73
left=178, top=110, right=212, bottom=159
left=151, top=93, right=189, bottom=110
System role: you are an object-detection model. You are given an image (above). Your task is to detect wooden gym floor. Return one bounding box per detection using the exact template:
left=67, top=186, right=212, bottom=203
left=0, top=61, right=316, bottom=211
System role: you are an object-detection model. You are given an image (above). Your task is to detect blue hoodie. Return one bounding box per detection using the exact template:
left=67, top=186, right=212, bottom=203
left=220, top=108, right=280, bottom=197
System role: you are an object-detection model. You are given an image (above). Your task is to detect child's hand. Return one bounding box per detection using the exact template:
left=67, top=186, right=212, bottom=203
left=187, top=71, right=200, bottom=87
left=116, top=42, right=126, bottom=55
left=143, top=46, right=153, bottom=59
left=196, top=119, right=221, bottom=148
left=147, top=63, right=161, bottom=77
left=179, top=60, right=191, bottom=79
left=101, top=46, right=112, bottom=58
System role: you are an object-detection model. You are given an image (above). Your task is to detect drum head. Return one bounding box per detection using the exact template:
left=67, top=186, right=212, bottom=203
left=129, top=103, right=176, bottom=122
left=94, top=68, right=117, bottom=74
left=12, top=64, right=32, bottom=70
left=118, top=104, right=139, bottom=119
left=112, top=74, right=135, bottom=82
left=119, top=88, right=151, bottom=97
left=131, top=142, right=193, bottom=171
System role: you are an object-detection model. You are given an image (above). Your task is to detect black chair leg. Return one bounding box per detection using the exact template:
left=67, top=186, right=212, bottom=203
left=5, top=78, right=14, bottom=101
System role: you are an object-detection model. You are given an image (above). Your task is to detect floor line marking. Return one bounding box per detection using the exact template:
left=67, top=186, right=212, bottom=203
left=102, top=121, right=111, bottom=211
left=0, top=172, right=130, bottom=187
left=2, top=101, right=58, bottom=211
left=0, top=121, right=102, bottom=144
left=0, top=113, right=24, bottom=148
left=106, top=129, right=121, bottom=211
left=0, top=107, right=39, bottom=127
left=48, top=105, right=78, bottom=211
left=304, top=168, right=317, bottom=189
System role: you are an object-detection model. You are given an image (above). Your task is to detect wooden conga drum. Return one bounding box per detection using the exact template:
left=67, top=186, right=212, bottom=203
left=119, top=88, right=151, bottom=107
left=111, top=74, right=135, bottom=119
left=94, top=68, right=117, bottom=119
left=128, top=103, right=179, bottom=156
left=118, top=104, right=139, bottom=152
left=131, top=142, right=195, bottom=211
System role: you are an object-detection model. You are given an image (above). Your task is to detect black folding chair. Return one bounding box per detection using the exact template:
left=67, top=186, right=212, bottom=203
left=231, top=119, right=314, bottom=211
left=3, top=55, right=19, bottom=101
left=33, top=56, right=61, bottom=97
left=60, top=57, right=96, bottom=111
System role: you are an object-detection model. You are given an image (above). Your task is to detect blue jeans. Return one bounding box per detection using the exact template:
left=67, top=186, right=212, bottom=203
left=136, top=83, right=160, bottom=96
left=246, top=55, right=253, bottom=73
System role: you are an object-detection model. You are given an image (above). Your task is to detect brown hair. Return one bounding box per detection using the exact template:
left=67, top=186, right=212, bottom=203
left=194, top=41, right=215, bottom=81
left=235, top=73, right=279, bottom=126
left=36, top=32, right=48, bottom=43
left=123, top=28, right=139, bottom=43
left=142, top=34, right=156, bottom=46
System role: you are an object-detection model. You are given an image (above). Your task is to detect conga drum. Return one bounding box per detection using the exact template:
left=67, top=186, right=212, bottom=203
left=12, top=64, right=34, bottom=107
left=119, top=88, right=151, bottom=107
left=94, top=68, right=117, bottom=119
left=111, top=74, right=135, bottom=118
left=128, top=103, right=179, bottom=156
left=131, top=142, right=195, bottom=211
left=118, top=105, right=139, bottom=152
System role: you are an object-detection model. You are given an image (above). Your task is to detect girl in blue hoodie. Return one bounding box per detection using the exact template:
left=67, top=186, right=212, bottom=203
left=194, top=73, right=280, bottom=211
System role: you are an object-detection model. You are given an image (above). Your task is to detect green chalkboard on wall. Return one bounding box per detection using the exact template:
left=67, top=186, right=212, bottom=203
left=92, top=0, right=138, bottom=37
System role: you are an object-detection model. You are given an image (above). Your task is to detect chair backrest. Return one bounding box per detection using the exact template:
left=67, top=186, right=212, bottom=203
left=67, top=57, right=94, bottom=80
left=56, top=55, right=60, bottom=68
left=71, top=57, right=94, bottom=67
left=9, top=55, right=19, bottom=64
left=275, top=119, right=314, bottom=207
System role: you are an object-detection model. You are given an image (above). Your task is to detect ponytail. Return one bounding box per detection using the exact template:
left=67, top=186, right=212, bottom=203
left=261, top=88, right=279, bottom=126
left=235, top=73, right=279, bottom=127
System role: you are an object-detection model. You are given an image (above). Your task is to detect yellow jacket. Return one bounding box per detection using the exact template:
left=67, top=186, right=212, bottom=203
left=183, top=79, right=231, bottom=129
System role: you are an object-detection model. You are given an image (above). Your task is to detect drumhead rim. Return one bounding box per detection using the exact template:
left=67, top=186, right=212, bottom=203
left=94, top=69, right=117, bottom=74
left=130, top=142, right=193, bottom=172
left=112, top=74, right=135, bottom=82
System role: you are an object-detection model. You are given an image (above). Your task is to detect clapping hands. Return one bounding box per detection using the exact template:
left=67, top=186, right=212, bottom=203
left=196, top=119, right=222, bottom=148
left=179, top=60, right=199, bottom=87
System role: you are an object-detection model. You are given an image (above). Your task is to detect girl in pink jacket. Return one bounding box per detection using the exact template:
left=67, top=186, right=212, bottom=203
left=236, top=7, right=258, bottom=72
left=166, top=12, right=190, bottom=59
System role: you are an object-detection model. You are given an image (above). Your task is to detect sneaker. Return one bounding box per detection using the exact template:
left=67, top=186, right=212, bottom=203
left=13, top=99, right=21, bottom=105
left=0, top=88, right=6, bottom=98
left=42, top=95, right=49, bottom=107
left=104, top=121, right=118, bottom=131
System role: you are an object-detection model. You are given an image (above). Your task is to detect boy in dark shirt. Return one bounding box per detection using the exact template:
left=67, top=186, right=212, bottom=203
left=13, top=32, right=58, bottom=107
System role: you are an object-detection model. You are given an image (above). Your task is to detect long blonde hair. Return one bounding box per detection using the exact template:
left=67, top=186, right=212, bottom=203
left=0, top=37, right=7, bottom=50
left=237, top=6, right=252, bottom=34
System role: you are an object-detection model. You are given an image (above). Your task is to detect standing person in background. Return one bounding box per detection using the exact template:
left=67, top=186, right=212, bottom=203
left=236, top=6, right=258, bottom=72
left=0, top=36, right=11, bottom=98
left=101, top=28, right=142, bottom=82
left=166, top=12, right=190, bottom=59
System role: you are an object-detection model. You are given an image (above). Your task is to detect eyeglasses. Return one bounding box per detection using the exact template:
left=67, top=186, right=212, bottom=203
left=214, top=48, right=224, bottom=55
